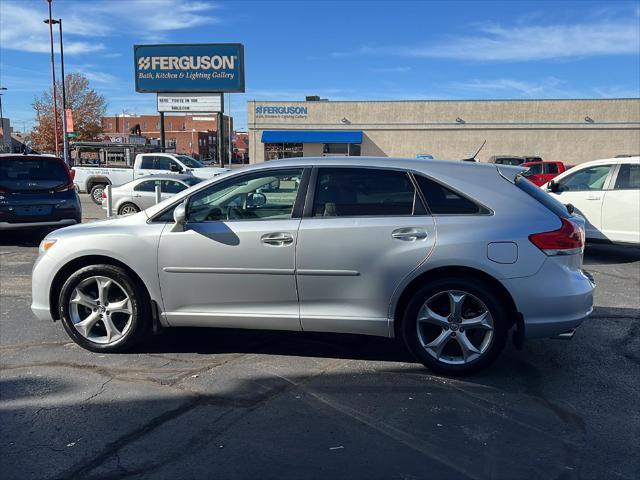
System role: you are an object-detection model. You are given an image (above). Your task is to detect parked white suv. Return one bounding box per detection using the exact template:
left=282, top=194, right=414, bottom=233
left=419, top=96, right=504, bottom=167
left=543, top=156, right=639, bottom=245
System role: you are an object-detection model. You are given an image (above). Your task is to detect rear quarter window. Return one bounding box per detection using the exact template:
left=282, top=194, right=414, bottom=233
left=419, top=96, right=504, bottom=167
left=515, top=175, right=569, bottom=218
left=414, top=175, right=486, bottom=214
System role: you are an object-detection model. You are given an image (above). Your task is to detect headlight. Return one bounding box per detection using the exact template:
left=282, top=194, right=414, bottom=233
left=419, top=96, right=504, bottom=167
left=39, top=239, right=57, bottom=254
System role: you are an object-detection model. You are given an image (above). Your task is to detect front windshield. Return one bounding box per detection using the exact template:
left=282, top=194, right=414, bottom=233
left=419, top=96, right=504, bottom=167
left=176, top=155, right=204, bottom=168
left=0, top=157, right=69, bottom=192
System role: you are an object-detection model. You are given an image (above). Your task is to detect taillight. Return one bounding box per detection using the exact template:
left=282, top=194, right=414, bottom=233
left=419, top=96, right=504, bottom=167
left=101, top=191, right=107, bottom=199
left=53, top=183, right=75, bottom=192
left=69, top=169, right=76, bottom=181
left=529, top=218, right=585, bottom=255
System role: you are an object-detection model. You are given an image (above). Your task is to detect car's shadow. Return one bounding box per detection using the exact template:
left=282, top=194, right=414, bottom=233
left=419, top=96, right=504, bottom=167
left=0, top=229, right=51, bottom=247
left=584, top=243, right=640, bottom=265
left=134, top=327, right=415, bottom=363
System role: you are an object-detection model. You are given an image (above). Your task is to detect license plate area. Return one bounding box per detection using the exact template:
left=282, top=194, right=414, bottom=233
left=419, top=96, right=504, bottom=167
left=15, top=205, right=53, bottom=216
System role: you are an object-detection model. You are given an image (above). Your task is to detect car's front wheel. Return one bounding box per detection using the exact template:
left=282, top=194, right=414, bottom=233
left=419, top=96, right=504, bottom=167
left=118, top=203, right=140, bottom=215
left=58, top=264, right=148, bottom=352
left=401, top=277, right=509, bottom=375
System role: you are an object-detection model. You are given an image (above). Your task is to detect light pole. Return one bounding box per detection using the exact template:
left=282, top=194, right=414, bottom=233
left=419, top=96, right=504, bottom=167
left=45, top=18, right=68, bottom=164
left=45, top=0, right=60, bottom=157
left=0, top=87, right=6, bottom=148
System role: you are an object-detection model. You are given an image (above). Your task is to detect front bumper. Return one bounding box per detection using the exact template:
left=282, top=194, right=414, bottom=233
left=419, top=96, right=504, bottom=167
left=0, top=219, right=78, bottom=230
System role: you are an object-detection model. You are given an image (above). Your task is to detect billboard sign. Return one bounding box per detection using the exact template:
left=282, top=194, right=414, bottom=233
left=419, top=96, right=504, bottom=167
left=157, top=93, right=222, bottom=112
left=134, top=43, right=245, bottom=93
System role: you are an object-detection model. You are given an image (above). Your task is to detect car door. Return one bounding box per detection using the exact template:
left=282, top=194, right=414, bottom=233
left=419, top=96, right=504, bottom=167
left=134, top=156, right=158, bottom=179
left=551, top=164, right=614, bottom=240
left=132, top=179, right=160, bottom=210
left=157, top=167, right=307, bottom=330
left=295, top=167, right=436, bottom=337
left=542, top=162, right=560, bottom=184
left=601, top=163, right=640, bottom=244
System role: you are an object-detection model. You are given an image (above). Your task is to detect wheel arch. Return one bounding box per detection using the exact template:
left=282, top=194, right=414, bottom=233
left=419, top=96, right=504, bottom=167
left=392, top=266, right=519, bottom=338
left=49, top=255, right=151, bottom=321
left=86, top=176, right=112, bottom=192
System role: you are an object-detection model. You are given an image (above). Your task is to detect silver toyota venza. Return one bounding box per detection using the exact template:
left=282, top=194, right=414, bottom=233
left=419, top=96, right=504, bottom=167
left=32, top=157, right=594, bottom=374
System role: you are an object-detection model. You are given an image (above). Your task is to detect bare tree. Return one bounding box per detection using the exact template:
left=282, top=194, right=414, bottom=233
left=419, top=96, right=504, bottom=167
left=32, top=73, right=106, bottom=153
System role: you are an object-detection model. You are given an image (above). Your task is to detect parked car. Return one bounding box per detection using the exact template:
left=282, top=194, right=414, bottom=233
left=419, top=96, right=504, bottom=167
left=521, top=161, right=569, bottom=186
left=73, top=153, right=229, bottom=205
left=488, top=155, right=526, bottom=166
left=32, top=157, right=594, bottom=375
left=543, top=156, right=639, bottom=245
left=102, top=174, right=205, bottom=215
left=0, top=154, right=81, bottom=231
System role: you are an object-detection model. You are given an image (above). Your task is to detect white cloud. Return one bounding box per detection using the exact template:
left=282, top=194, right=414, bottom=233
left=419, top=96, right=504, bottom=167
left=334, top=19, right=640, bottom=62
left=0, top=0, right=220, bottom=55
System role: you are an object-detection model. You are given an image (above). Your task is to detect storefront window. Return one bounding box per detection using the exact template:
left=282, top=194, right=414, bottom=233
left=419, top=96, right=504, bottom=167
left=323, top=143, right=361, bottom=156
left=265, top=143, right=303, bottom=160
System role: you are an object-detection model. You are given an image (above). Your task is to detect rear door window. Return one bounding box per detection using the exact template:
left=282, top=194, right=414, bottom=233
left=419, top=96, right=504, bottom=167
left=613, top=164, right=640, bottom=190
left=545, top=163, right=559, bottom=174
left=139, top=156, right=155, bottom=169
left=414, top=175, right=483, bottom=214
left=312, top=168, right=422, bottom=217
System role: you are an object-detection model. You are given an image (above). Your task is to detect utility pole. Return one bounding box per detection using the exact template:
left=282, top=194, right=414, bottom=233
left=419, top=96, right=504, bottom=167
left=218, top=92, right=225, bottom=167
left=45, top=18, right=68, bottom=163
left=0, top=87, right=6, bottom=150
left=228, top=94, right=232, bottom=164
left=46, top=0, right=60, bottom=157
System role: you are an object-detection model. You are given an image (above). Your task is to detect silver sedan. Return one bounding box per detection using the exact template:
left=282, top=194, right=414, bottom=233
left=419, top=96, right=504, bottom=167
left=32, top=157, right=594, bottom=374
left=102, top=174, right=204, bottom=215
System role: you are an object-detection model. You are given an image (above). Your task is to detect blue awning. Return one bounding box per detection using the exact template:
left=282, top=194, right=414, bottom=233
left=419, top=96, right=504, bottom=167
left=261, top=130, right=362, bottom=144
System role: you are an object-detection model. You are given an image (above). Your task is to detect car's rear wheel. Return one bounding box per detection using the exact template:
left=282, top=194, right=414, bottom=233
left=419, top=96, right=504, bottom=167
left=89, top=184, right=107, bottom=205
left=401, top=277, right=509, bottom=375
left=58, top=264, right=148, bottom=352
left=118, top=203, right=140, bottom=215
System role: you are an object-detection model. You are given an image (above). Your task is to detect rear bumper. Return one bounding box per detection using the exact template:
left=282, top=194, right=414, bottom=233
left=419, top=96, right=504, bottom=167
left=503, top=262, right=595, bottom=339
left=0, top=219, right=78, bottom=230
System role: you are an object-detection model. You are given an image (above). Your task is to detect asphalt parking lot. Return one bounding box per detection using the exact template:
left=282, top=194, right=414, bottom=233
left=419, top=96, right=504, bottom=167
left=1, top=195, right=639, bottom=480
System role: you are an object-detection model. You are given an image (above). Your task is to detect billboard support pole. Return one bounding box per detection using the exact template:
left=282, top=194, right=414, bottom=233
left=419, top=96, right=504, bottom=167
left=218, top=92, right=225, bottom=167
left=159, top=111, right=165, bottom=152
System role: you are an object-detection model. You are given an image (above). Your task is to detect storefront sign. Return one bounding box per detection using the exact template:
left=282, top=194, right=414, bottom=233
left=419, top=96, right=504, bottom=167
left=255, top=105, right=308, bottom=119
left=157, top=93, right=222, bottom=112
left=134, top=43, right=245, bottom=93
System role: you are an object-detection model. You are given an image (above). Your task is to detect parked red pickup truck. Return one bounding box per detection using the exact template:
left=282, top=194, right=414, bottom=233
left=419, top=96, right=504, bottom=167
left=521, top=161, right=571, bottom=186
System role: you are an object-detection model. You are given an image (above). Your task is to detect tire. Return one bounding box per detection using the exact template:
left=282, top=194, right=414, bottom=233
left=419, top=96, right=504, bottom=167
left=401, top=276, right=509, bottom=375
left=89, top=184, right=107, bottom=205
left=58, top=264, right=149, bottom=353
left=118, top=203, right=140, bottom=215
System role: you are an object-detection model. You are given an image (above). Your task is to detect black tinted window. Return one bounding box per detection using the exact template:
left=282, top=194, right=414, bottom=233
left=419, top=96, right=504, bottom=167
left=312, top=168, right=419, bottom=217
left=0, top=157, right=68, bottom=192
left=135, top=180, right=160, bottom=192
left=162, top=180, right=187, bottom=194
left=614, top=164, right=640, bottom=190
left=545, top=163, right=559, bottom=174
left=415, top=175, right=481, bottom=214
left=140, top=156, right=155, bottom=169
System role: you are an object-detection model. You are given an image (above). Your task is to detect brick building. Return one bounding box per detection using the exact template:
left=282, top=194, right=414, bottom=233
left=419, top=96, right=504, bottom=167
left=233, top=132, right=249, bottom=162
left=101, top=113, right=232, bottom=160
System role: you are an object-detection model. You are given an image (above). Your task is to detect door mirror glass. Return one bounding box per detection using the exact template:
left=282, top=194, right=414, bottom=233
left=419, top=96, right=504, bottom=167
left=246, top=192, right=267, bottom=208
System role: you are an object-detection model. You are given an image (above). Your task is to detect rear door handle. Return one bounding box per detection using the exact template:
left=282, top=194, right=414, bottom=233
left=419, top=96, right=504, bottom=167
left=261, top=232, right=294, bottom=246
left=392, top=228, right=428, bottom=241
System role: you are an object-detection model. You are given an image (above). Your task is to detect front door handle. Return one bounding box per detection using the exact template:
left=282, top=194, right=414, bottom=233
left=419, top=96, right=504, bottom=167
left=392, top=228, right=428, bottom=241
left=586, top=195, right=601, bottom=200
left=261, top=232, right=294, bottom=246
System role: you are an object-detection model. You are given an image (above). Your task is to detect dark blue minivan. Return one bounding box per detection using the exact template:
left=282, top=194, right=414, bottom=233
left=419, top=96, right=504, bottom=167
left=0, top=154, right=81, bottom=231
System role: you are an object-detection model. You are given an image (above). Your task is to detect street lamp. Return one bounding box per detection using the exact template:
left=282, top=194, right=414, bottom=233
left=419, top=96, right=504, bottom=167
left=44, top=0, right=60, bottom=157
left=44, top=17, right=68, bottom=164
left=0, top=87, right=7, bottom=146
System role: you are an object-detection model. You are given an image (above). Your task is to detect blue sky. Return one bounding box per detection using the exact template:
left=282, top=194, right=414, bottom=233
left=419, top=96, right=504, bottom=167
left=1, top=0, right=639, bottom=131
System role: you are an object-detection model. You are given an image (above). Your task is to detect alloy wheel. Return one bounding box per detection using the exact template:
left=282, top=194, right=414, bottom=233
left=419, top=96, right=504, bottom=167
left=120, top=204, right=139, bottom=215
left=416, top=290, right=494, bottom=365
left=92, top=187, right=104, bottom=203
left=68, top=275, right=133, bottom=344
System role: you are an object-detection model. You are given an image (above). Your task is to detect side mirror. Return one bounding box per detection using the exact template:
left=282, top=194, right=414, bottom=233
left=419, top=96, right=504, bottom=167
left=247, top=192, right=267, bottom=208
left=548, top=180, right=559, bottom=193
left=173, top=200, right=187, bottom=226
left=170, top=163, right=183, bottom=173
